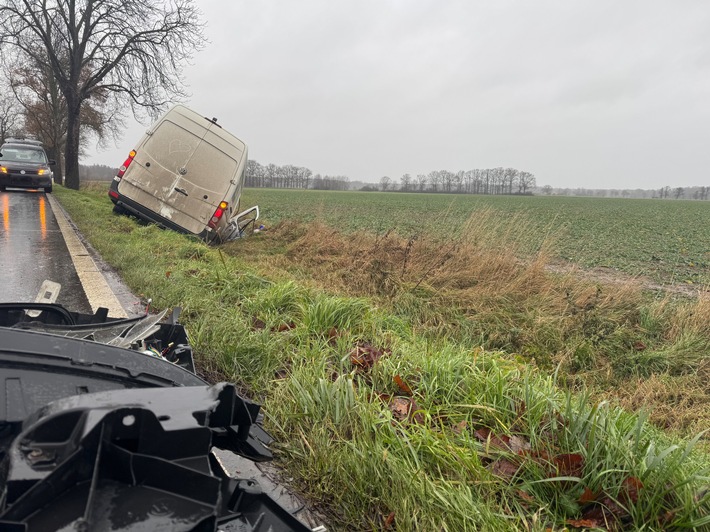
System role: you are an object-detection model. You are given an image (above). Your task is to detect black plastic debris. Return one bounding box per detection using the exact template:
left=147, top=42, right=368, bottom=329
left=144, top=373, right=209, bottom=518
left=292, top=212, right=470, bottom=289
left=0, top=303, right=196, bottom=373
left=0, top=304, right=316, bottom=531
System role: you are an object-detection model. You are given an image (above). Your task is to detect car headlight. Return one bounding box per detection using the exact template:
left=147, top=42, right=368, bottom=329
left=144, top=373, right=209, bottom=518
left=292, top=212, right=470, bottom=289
left=38, top=168, right=49, bottom=175
left=0, top=166, right=7, bottom=174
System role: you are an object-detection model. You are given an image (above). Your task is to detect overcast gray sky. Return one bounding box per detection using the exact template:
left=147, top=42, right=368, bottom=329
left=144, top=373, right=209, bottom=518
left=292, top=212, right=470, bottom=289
left=88, top=0, right=710, bottom=190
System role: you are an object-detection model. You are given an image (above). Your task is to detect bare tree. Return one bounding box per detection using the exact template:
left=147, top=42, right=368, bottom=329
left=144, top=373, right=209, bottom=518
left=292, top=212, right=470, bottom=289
left=518, top=171, right=536, bottom=194
left=415, top=173, right=427, bottom=192
left=494, top=167, right=507, bottom=194
left=0, top=89, right=23, bottom=143
left=297, top=166, right=312, bottom=189
left=427, top=170, right=440, bottom=192
left=503, top=167, right=518, bottom=194
left=6, top=49, right=120, bottom=184
left=0, top=0, right=204, bottom=189
left=400, top=173, right=412, bottom=192
left=454, top=171, right=464, bottom=193
left=12, top=58, right=67, bottom=182
left=438, top=170, right=453, bottom=192
left=379, top=175, right=392, bottom=191
left=245, top=160, right=264, bottom=187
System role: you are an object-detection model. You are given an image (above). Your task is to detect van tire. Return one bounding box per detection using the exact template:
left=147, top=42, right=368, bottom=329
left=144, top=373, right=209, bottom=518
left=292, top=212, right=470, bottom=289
left=113, top=204, right=127, bottom=215
left=45, top=185, right=52, bottom=193
left=0, top=186, right=6, bottom=192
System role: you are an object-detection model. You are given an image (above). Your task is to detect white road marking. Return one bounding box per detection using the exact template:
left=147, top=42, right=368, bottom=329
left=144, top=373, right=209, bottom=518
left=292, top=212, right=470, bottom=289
left=46, top=194, right=127, bottom=318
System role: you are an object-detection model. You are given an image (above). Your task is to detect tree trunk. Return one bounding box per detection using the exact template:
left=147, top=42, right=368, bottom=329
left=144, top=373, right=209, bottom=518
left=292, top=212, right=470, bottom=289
left=64, top=99, right=82, bottom=190
left=46, top=147, right=64, bottom=185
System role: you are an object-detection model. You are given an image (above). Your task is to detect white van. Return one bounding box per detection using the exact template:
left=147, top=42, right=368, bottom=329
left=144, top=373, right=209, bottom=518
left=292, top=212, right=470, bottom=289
left=108, top=105, right=259, bottom=243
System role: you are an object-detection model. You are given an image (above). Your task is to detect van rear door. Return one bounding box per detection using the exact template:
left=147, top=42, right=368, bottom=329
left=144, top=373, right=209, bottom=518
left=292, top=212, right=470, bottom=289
left=176, top=127, right=245, bottom=231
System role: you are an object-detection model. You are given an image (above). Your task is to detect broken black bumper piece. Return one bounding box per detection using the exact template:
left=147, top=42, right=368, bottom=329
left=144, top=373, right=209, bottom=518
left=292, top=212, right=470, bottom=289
left=0, top=304, right=314, bottom=531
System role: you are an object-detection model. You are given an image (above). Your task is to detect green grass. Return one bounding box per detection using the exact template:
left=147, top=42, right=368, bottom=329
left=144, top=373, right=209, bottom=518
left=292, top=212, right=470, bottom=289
left=241, top=189, right=710, bottom=286
left=55, top=184, right=710, bottom=530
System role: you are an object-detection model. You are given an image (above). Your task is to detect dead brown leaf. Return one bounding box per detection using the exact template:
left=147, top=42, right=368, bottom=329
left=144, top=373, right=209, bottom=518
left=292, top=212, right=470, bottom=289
left=350, top=343, right=388, bottom=370
left=474, top=428, right=531, bottom=455
left=327, top=327, right=340, bottom=343
left=388, top=397, right=425, bottom=424
left=452, top=420, right=468, bottom=435
left=490, top=458, right=519, bottom=479
left=553, top=453, right=584, bottom=477
left=393, top=374, right=413, bottom=395
left=508, top=435, right=531, bottom=454
left=579, top=487, right=598, bottom=504
left=390, top=397, right=410, bottom=421
left=516, top=489, right=535, bottom=502
left=566, top=518, right=606, bottom=530
left=521, top=449, right=553, bottom=462
left=661, top=510, right=676, bottom=526
left=274, top=369, right=289, bottom=380
left=576, top=495, right=625, bottom=530
left=621, top=476, right=643, bottom=504
left=515, top=400, right=527, bottom=418
left=474, top=427, right=509, bottom=450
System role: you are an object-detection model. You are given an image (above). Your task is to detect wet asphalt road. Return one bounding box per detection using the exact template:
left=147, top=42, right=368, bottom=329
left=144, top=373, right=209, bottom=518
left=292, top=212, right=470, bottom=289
left=0, top=189, right=92, bottom=312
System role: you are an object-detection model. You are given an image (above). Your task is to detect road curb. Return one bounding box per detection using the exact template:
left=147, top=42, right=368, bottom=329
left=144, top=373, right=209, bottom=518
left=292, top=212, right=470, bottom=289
left=46, top=193, right=128, bottom=318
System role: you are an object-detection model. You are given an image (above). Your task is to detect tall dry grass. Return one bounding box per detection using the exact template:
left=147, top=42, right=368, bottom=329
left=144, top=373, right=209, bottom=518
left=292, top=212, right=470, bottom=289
left=237, top=209, right=710, bottom=437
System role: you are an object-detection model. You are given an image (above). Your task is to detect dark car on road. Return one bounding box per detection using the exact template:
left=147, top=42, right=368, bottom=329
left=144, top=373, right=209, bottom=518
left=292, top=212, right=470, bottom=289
left=0, top=138, right=55, bottom=193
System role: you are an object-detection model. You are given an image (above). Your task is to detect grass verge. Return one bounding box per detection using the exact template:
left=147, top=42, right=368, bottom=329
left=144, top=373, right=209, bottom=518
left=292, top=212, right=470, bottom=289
left=55, top=185, right=710, bottom=530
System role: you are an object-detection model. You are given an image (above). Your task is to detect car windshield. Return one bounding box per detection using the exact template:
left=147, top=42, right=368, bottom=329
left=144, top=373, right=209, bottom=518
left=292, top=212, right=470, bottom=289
left=0, top=146, right=47, bottom=163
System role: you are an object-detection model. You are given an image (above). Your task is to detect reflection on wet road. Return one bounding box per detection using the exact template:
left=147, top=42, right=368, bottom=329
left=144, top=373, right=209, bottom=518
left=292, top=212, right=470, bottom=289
left=0, top=190, right=91, bottom=312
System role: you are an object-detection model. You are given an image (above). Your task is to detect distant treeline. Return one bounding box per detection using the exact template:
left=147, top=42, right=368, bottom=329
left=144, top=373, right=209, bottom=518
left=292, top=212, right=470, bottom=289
left=245, top=160, right=349, bottom=190
left=79, top=164, right=116, bottom=181
left=379, top=168, right=535, bottom=194
left=79, top=162, right=706, bottom=201
left=541, top=186, right=710, bottom=200
left=245, top=160, right=536, bottom=195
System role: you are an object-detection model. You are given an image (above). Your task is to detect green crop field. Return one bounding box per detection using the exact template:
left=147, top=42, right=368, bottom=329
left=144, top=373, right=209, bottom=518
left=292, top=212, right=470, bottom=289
left=242, top=189, right=710, bottom=286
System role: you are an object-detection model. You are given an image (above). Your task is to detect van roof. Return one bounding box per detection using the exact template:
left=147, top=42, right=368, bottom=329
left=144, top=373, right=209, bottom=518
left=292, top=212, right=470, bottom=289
left=166, top=105, right=245, bottom=148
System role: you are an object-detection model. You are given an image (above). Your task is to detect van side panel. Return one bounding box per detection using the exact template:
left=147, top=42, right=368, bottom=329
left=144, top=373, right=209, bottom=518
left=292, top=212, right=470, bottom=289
left=228, top=145, right=248, bottom=216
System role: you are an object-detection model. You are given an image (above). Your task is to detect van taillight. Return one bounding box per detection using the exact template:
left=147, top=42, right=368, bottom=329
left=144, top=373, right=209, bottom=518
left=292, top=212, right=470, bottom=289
left=208, top=201, right=229, bottom=229
left=115, top=149, right=137, bottom=180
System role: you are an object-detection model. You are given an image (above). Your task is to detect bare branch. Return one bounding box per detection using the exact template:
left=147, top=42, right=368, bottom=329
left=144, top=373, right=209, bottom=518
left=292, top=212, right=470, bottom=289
left=0, top=0, right=205, bottom=188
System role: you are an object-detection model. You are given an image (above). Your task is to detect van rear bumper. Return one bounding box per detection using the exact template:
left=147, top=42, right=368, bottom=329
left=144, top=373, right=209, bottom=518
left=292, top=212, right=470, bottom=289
left=109, top=183, right=213, bottom=242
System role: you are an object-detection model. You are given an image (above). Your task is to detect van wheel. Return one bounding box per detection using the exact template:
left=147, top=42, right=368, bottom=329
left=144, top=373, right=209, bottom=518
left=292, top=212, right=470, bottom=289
left=113, top=204, right=127, bottom=215
left=45, top=185, right=53, bottom=193
left=0, top=186, right=6, bottom=192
